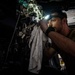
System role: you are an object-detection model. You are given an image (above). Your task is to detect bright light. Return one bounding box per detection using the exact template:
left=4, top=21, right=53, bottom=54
left=44, top=15, right=50, bottom=20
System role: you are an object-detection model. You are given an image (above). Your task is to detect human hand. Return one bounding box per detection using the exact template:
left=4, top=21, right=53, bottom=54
left=39, top=19, right=49, bottom=33
left=39, top=19, right=55, bottom=36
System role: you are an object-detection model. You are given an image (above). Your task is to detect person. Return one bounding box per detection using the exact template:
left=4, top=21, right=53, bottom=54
left=39, top=9, right=75, bottom=75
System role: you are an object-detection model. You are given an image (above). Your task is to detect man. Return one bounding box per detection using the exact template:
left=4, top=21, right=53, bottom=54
left=39, top=9, right=75, bottom=75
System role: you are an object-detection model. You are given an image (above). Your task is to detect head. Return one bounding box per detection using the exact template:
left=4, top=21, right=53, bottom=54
left=48, top=9, right=68, bottom=33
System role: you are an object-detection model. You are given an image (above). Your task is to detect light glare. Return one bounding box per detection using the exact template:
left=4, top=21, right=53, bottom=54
left=44, top=15, right=50, bottom=20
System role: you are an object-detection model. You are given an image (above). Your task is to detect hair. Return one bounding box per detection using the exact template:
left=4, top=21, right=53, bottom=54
left=50, top=9, right=67, bottom=19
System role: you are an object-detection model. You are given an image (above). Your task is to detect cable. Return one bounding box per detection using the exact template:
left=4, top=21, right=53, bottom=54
left=5, top=12, right=21, bottom=63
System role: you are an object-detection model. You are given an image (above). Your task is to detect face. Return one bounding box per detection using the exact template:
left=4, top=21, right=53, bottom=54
left=48, top=17, right=63, bottom=32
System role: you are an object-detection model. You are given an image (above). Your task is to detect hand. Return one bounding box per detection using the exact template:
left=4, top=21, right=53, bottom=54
left=39, top=19, right=55, bottom=36
left=39, top=19, right=49, bottom=33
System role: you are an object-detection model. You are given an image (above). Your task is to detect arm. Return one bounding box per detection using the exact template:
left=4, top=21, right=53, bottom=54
left=39, top=19, right=75, bottom=56
left=48, top=31, right=75, bottom=56
left=44, top=46, right=56, bottom=59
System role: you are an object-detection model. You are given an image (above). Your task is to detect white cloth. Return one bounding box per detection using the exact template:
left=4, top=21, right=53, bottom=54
left=28, top=26, right=47, bottom=74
